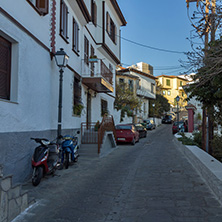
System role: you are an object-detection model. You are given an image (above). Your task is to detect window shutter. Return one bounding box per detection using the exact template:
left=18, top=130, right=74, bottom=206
left=114, top=25, right=117, bottom=43
left=36, top=0, right=48, bottom=15
left=94, top=3, right=97, bottom=25
left=0, top=36, right=11, bottom=100
left=106, top=12, right=110, bottom=34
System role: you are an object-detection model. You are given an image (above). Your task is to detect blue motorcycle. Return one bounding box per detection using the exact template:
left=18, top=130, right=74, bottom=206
left=60, top=131, right=80, bottom=169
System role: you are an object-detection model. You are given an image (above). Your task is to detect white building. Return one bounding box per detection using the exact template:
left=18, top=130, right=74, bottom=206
left=116, top=62, right=156, bottom=122
left=0, top=0, right=126, bottom=184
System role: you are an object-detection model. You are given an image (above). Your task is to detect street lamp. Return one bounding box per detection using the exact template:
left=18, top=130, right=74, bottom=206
left=152, top=103, right=155, bottom=124
left=175, top=95, right=180, bottom=122
left=54, top=48, right=69, bottom=138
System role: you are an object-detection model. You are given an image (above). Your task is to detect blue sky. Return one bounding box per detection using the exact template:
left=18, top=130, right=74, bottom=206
left=117, top=0, right=197, bottom=76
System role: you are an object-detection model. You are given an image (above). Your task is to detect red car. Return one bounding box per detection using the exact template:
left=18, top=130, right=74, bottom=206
left=172, top=121, right=188, bottom=134
left=115, top=124, right=140, bottom=145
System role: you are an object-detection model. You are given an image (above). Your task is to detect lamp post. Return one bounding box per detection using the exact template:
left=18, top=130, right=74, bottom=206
left=54, top=48, right=69, bottom=138
left=175, top=96, right=180, bottom=122
left=152, top=103, right=155, bottom=124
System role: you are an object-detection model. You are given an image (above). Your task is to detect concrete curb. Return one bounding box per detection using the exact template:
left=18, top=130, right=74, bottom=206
left=173, top=136, right=222, bottom=205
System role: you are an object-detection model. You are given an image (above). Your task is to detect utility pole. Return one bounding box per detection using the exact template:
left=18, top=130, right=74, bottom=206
left=186, top=0, right=216, bottom=152
left=208, top=0, right=216, bottom=154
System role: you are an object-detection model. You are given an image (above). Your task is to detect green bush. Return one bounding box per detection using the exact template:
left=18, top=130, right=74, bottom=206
left=212, top=135, right=222, bottom=162
left=178, top=136, right=199, bottom=146
left=193, top=132, right=202, bottom=148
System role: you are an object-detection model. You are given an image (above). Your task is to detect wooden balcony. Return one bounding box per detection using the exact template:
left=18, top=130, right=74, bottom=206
left=81, top=59, right=113, bottom=93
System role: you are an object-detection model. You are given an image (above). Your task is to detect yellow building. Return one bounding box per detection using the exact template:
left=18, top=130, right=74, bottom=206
left=156, top=75, right=189, bottom=109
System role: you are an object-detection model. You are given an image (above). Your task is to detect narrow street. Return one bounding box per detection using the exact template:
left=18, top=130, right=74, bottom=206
left=15, top=125, right=222, bottom=222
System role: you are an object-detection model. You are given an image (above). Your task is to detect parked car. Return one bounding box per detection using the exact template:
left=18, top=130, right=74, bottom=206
left=172, top=121, right=188, bottom=134
left=134, top=124, right=147, bottom=138
left=162, top=115, right=175, bottom=124
left=115, top=124, right=140, bottom=145
left=143, top=119, right=156, bottom=130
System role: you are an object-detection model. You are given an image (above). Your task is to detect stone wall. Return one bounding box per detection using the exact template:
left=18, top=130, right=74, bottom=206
left=0, top=166, right=29, bottom=222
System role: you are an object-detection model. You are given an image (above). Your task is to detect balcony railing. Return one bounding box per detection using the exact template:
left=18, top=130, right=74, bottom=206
left=81, top=59, right=113, bottom=85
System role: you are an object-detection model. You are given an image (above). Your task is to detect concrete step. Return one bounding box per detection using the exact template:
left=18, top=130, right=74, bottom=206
left=79, top=144, right=99, bottom=157
left=81, top=131, right=98, bottom=143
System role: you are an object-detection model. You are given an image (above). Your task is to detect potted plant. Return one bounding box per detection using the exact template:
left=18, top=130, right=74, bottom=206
left=94, top=121, right=100, bottom=131
left=73, top=104, right=84, bottom=116
left=89, top=55, right=98, bottom=63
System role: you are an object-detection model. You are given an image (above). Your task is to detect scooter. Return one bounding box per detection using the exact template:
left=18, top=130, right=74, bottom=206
left=60, top=131, right=80, bottom=169
left=31, top=137, right=59, bottom=186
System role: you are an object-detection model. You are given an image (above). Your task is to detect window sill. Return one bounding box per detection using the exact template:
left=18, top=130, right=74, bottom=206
left=60, top=33, right=69, bottom=44
left=72, top=49, right=80, bottom=57
left=0, top=98, right=18, bottom=104
left=26, top=0, right=48, bottom=16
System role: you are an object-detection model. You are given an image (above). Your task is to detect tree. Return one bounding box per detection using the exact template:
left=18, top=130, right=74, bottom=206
left=182, top=0, right=222, bottom=153
left=114, top=83, right=142, bottom=122
left=149, top=94, right=170, bottom=118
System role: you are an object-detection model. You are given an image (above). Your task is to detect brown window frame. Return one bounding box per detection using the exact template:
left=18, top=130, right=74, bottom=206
left=90, top=45, right=95, bottom=76
left=91, top=1, right=97, bottom=26
left=60, top=0, right=69, bottom=43
left=73, top=77, right=82, bottom=116
left=72, top=17, right=79, bottom=55
left=101, top=99, right=108, bottom=116
left=106, top=12, right=116, bottom=44
left=26, top=0, right=49, bottom=16
left=0, top=36, right=11, bottom=100
left=84, top=36, right=89, bottom=66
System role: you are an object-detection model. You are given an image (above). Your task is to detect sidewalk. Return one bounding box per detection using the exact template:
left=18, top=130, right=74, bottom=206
left=174, top=133, right=222, bottom=205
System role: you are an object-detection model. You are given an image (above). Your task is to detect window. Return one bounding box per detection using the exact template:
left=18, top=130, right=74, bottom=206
left=182, top=92, right=184, bottom=97
left=73, top=77, right=82, bottom=115
left=106, top=12, right=117, bottom=44
left=166, top=79, right=170, bottom=86
left=128, top=80, right=134, bottom=92
left=136, top=80, right=140, bottom=89
left=90, top=45, right=95, bottom=76
left=0, top=36, right=11, bottom=100
left=167, top=90, right=171, bottom=96
left=109, top=64, right=113, bottom=74
left=27, top=0, right=48, bottom=15
left=180, top=81, right=183, bottom=86
left=101, top=99, right=108, bottom=116
left=91, top=1, right=97, bottom=26
left=151, top=83, right=155, bottom=93
left=60, top=0, right=69, bottom=42
left=162, top=90, right=166, bottom=95
left=84, top=36, right=89, bottom=65
left=119, top=78, right=124, bottom=84
left=72, top=17, right=79, bottom=54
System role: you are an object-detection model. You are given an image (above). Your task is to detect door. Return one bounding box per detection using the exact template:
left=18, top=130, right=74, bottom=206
left=86, top=92, right=91, bottom=128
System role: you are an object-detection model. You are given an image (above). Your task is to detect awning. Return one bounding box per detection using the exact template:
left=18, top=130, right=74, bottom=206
left=82, top=77, right=113, bottom=93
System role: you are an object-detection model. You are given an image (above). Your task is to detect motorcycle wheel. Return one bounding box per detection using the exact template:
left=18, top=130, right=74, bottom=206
left=64, top=152, right=69, bottom=169
left=32, top=167, right=43, bottom=186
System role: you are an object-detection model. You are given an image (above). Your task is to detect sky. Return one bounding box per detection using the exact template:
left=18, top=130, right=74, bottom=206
left=117, top=0, right=197, bottom=77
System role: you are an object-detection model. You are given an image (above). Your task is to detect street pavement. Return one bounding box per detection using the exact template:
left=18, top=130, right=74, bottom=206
left=14, top=124, right=222, bottom=222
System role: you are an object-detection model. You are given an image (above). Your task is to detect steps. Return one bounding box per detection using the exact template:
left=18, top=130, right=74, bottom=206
left=79, top=144, right=99, bottom=158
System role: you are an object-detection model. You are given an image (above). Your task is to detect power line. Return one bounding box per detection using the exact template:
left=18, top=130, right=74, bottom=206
left=121, top=36, right=185, bottom=54
left=94, top=24, right=186, bottom=54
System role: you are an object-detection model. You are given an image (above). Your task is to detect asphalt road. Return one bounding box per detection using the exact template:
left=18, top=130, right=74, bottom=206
left=15, top=124, right=222, bottom=222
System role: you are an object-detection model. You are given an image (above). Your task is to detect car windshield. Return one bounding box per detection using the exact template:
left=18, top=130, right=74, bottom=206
left=174, top=122, right=184, bottom=126
left=116, top=125, right=132, bottom=130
